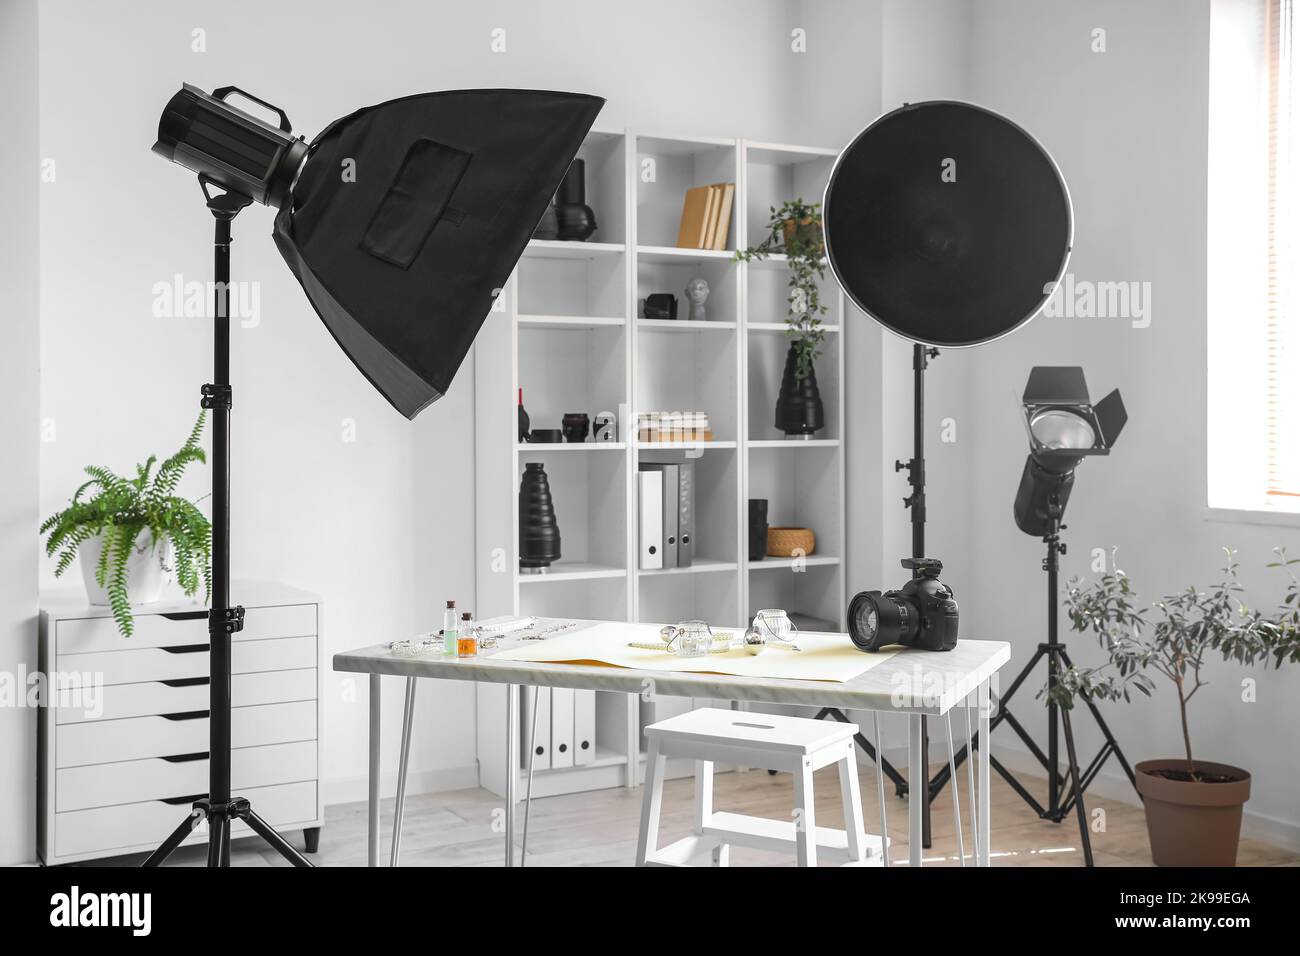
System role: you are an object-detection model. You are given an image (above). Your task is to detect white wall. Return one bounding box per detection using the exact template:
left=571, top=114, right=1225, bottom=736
left=923, top=0, right=1299, bottom=845
left=0, top=0, right=41, bottom=867
left=29, top=0, right=825, bottom=837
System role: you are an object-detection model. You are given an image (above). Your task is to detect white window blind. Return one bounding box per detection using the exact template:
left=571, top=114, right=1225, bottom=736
left=1265, top=0, right=1300, bottom=501
left=1207, top=0, right=1300, bottom=513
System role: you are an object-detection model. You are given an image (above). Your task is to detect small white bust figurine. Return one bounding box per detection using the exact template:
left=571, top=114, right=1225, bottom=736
left=684, top=276, right=710, bottom=322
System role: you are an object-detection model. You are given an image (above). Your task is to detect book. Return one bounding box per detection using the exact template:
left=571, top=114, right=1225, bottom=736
left=701, top=185, right=723, bottom=249
left=711, top=183, right=735, bottom=250
left=676, top=185, right=714, bottom=249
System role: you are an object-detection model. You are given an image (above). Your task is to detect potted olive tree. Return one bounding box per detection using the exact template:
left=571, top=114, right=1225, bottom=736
left=40, top=412, right=213, bottom=637
left=736, top=199, right=827, bottom=438
left=1057, top=549, right=1300, bottom=866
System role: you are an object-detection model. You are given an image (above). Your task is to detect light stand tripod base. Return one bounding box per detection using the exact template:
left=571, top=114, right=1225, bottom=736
left=141, top=177, right=313, bottom=869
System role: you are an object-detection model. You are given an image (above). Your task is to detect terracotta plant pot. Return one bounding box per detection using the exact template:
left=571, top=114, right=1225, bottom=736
left=781, top=217, right=823, bottom=256
left=1134, top=759, right=1250, bottom=867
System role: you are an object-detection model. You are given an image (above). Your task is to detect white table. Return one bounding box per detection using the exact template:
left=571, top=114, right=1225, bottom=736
left=333, top=628, right=1010, bottom=867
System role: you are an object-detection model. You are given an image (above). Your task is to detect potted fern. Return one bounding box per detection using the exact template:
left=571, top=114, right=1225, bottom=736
left=1058, top=548, right=1300, bottom=866
left=736, top=199, right=827, bottom=438
left=40, top=413, right=213, bottom=637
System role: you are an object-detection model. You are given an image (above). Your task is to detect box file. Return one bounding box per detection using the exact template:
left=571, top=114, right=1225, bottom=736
left=550, top=687, right=576, bottom=769
left=638, top=469, right=663, bottom=569
left=574, top=690, right=596, bottom=765
left=521, top=686, right=552, bottom=771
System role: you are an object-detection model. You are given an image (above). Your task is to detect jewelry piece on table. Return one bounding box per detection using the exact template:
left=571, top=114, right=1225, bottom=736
left=627, top=639, right=732, bottom=655
left=390, top=636, right=440, bottom=657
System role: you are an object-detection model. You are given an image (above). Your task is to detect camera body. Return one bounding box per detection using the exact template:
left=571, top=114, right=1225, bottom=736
left=847, top=557, right=959, bottom=652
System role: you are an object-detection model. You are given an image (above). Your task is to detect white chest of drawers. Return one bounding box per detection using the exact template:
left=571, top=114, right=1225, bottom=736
left=37, top=580, right=324, bottom=865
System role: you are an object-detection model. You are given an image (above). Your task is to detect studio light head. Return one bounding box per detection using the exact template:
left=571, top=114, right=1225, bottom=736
left=153, top=82, right=604, bottom=418
left=1013, top=366, right=1127, bottom=536
left=153, top=85, right=308, bottom=208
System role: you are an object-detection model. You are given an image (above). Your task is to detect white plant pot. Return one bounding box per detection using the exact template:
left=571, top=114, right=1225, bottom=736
left=78, top=529, right=170, bottom=606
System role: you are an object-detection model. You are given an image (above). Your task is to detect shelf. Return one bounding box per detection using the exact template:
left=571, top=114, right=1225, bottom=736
left=637, top=245, right=735, bottom=263
left=748, top=555, right=840, bottom=572
left=636, top=133, right=737, bottom=155
left=517, top=442, right=627, bottom=452
left=745, top=141, right=839, bottom=164
left=747, top=322, right=839, bottom=334
left=748, top=439, right=841, bottom=449
left=638, top=319, right=737, bottom=331
left=518, top=314, right=626, bottom=330
left=518, top=562, right=627, bottom=584
left=525, top=239, right=626, bottom=259
left=636, top=440, right=737, bottom=451
left=638, top=558, right=738, bottom=578
left=744, top=253, right=829, bottom=269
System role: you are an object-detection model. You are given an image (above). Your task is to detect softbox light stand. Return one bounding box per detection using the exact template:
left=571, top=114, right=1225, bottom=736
left=142, top=178, right=312, bottom=868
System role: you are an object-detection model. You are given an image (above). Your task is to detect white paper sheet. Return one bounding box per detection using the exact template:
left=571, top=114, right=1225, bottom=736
left=488, top=621, right=900, bottom=683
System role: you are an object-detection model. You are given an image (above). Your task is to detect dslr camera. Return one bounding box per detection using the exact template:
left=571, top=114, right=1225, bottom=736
left=847, top=557, right=959, bottom=652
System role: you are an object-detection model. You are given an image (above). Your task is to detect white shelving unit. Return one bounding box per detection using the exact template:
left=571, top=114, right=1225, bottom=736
left=473, top=130, right=846, bottom=798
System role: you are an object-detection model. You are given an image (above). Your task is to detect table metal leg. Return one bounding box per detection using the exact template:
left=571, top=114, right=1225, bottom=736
left=978, top=678, right=991, bottom=866
left=505, top=683, right=518, bottom=866
left=908, top=714, right=923, bottom=866
left=872, top=711, right=890, bottom=867
left=368, top=673, right=381, bottom=868
left=390, top=676, right=416, bottom=867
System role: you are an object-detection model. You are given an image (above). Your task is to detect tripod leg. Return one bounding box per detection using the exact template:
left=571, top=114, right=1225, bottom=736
left=1059, top=648, right=1139, bottom=791
left=242, top=808, right=315, bottom=868
left=207, top=814, right=227, bottom=867
left=141, top=809, right=203, bottom=867
left=1059, top=705, right=1095, bottom=867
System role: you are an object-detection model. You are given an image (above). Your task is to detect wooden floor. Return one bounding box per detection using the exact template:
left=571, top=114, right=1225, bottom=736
left=90, top=761, right=1300, bottom=867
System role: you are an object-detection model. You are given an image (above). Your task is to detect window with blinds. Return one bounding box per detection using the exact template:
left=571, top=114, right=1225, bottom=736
left=1208, top=0, right=1300, bottom=513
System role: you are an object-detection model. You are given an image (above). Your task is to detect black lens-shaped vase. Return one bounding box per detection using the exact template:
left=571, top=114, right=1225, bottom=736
left=555, top=159, right=597, bottom=241
left=774, top=344, right=825, bottom=438
left=519, top=463, right=561, bottom=571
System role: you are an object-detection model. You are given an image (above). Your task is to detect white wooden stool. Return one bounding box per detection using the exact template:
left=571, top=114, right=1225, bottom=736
left=636, top=707, right=883, bottom=867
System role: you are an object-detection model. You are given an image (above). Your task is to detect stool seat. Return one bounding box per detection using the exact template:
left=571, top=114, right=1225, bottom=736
left=647, top=707, right=857, bottom=756
left=636, top=708, right=881, bottom=867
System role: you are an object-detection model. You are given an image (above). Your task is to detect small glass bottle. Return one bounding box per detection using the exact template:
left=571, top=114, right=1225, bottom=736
left=443, top=600, right=458, bottom=656
left=457, top=611, right=478, bottom=658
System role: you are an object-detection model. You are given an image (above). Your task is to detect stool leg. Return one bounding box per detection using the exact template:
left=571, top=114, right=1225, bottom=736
left=694, top=760, right=727, bottom=866
left=793, top=757, right=818, bottom=867
left=636, top=739, right=666, bottom=866
left=836, top=742, right=868, bottom=863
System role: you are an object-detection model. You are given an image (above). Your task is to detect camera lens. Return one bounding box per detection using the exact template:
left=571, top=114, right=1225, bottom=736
left=848, top=590, right=911, bottom=652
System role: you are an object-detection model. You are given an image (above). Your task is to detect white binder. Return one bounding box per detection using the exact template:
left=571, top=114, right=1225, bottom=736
left=638, top=469, right=663, bottom=570
left=521, top=686, right=551, bottom=771
left=574, top=689, right=596, bottom=765
left=551, top=687, right=576, bottom=769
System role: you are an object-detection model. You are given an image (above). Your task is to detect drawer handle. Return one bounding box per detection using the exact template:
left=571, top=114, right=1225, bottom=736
left=160, top=677, right=210, bottom=688
left=160, top=752, right=209, bottom=763
left=160, top=644, right=210, bottom=655
left=160, top=611, right=209, bottom=621
left=160, top=793, right=207, bottom=805
left=159, top=710, right=209, bottom=721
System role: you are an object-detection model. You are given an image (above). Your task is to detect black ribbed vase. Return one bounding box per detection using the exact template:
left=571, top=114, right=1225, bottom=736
left=774, top=343, right=825, bottom=438
left=519, top=462, right=561, bottom=571
left=555, top=159, right=597, bottom=241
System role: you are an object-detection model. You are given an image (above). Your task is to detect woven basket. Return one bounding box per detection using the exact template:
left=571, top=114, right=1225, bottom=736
left=767, top=526, right=815, bottom=557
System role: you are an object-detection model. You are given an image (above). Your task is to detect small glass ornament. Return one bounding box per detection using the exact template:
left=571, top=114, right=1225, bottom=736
left=660, top=620, right=714, bottom=658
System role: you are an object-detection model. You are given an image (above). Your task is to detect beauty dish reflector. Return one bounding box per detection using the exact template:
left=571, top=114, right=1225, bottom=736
left=823, top=101, right=1072, bottom=347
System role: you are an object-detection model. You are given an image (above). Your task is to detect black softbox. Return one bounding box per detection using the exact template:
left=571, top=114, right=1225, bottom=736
left=270, top=89, right=604, bottom=418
